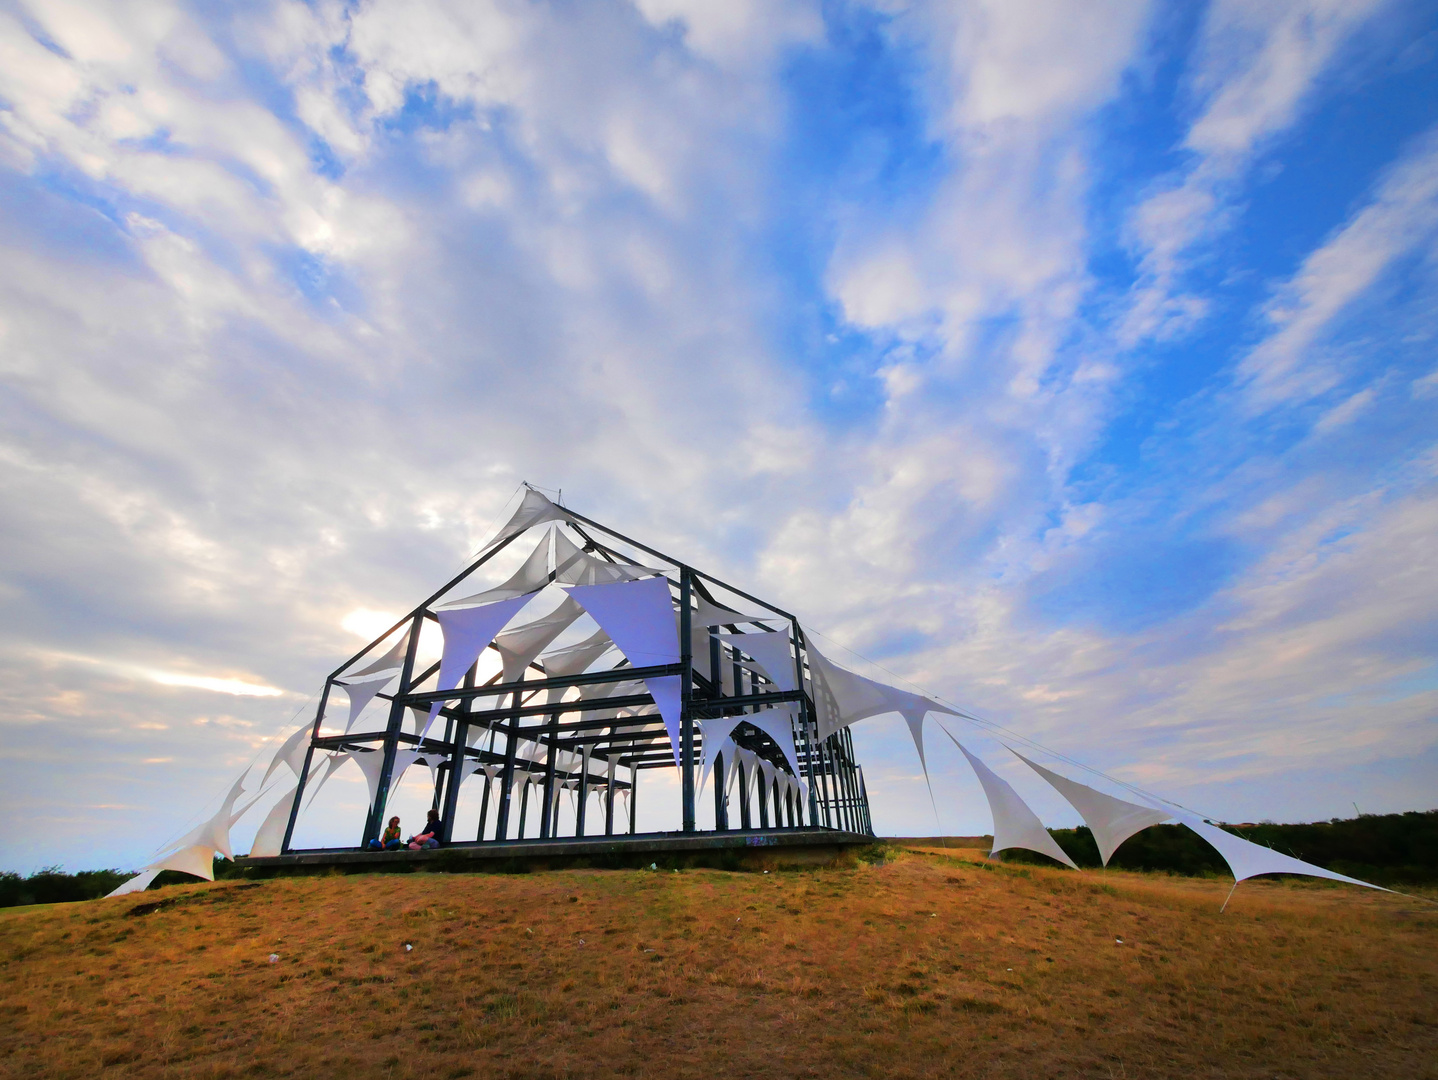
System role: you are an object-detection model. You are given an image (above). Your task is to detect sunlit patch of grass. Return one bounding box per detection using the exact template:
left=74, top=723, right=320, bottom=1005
left=0, top=850, right=1433, bottom=1077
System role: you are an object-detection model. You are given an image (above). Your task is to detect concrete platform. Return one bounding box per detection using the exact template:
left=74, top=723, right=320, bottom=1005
left=234, top=827, right=876, bottom=875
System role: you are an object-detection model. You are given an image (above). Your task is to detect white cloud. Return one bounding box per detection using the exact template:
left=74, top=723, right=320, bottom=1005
left=1122, top=0, right=1393, bottom=344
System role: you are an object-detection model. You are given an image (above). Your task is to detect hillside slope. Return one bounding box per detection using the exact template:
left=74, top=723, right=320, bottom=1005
left=1, top=847, right=1434, bottom=1079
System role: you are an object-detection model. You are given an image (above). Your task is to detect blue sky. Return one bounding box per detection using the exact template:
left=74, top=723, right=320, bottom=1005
left=0, top=0, right=1436, bottom=873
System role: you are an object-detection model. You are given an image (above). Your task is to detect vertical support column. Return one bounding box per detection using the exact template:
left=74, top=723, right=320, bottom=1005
left=756, top=766, right=770, bottom=829
left=362, top=613, right=424, bottom=845
left=576, top=745, right=590, bottom=837
left=792, top=626, right=822, bottom=828
left=713, top=751, right=727, bottom=830
left=282, top=678, right=333, bottom=854
left=629, top=764, right=638, bottom=834
left=857, top=765, right=873, bottom=835
left=438, top=664, right=474, bottom=844
left=494, top=690, right=522, bottom=840
left=679, top=567, right=695, bottom=832
left=605, top=756, right=616, bottom=836
left=476, top=773, right=492, bottom=841
left=737, top=757, right=752, bottom=830
left=540, top=713, right=558, bottom=839
left=517, top=779, right=530, bottom=838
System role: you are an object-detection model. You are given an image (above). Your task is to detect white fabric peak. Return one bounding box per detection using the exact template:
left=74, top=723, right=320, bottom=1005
left=1013, top=751, right=1170, bottom=865
left=486, top=488, right=572, bottom=551
left=444, top=531, right=553, bottom=608
left=495, top=595, right=584, bottom=683
left=541, top=629, right=613, bottom=677
left=951, top=737, right=1077, bottom=869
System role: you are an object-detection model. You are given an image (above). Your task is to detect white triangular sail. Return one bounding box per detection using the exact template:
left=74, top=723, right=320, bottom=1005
left=563, top=578, right=679, bottom=669
left=444, top=531, right=553, bottom=607
left=425, top=595, right=531, bottom=735
left=495, top=596, right=585, bottom=683
left=486, top=488, right=571, bottom=550
left=248, top=782, right=299, bottom=858
left=105, top=868, right=161, bottom=898
left=1173, top=812, right=1386, bottom=891
left=950, top=737, right=1077, bottom=869
left=339, top=675, right=395, bottom=733
left=645, top=674, right=684, bottom=768
left=262, top=722, right=313, bottom=786
left=1012, top=750, right=1171, bottom=864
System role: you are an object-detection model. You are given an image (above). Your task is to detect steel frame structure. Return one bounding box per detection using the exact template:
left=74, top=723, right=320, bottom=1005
left=280, top=494, right=874, bottom=852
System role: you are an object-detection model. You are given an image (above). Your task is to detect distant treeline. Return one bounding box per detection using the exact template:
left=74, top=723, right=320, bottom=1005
left=3, top=810, right=1434, bottom=907
left=1000, top=809, right=1438, bottom=885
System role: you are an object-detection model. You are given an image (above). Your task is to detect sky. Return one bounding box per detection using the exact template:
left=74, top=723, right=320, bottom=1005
left=1, top=0, right=1436, bottom=874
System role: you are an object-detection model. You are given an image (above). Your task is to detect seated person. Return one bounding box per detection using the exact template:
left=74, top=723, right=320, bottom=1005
left=408, top=808, right=444, bottom=850
left=367, top=816, right=403, bottom=851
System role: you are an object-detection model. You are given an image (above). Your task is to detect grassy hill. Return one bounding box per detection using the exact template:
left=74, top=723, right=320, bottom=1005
left=1, top=844, right=1434, bottom=1079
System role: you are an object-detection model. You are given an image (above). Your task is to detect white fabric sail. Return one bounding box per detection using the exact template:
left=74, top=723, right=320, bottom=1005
left=563, top=577, right=679, bottom=669
left=541, top=629, right=613, bottom=677
left=262, top=722, right=314, bottom=786
left=553, top=529, right=661, bottom=585
left=495, top=596, right=584, bottom=682
left=340, top=675, right=395, bottom=733
left=486, top=488, right=571, bottom=550
left=444, top=531, right=553, bottom=608
left=105, top=868, right=161, bottom=898
left=425, top=595, right=531, bottom=735
left=347, top=629, right=410, bottom=678
left=1013, top=750, right=1171, bottom=864
left=1173, top=812, right=1385, bottom=890
left=144, top=845, right=216, bottom=881
left=742, top=705, right=804, bottom=786
left=699, top=714, right=744, bottom=790
left=435, top=596, right=533, bottom=690
left=951, top=738, right=1077, bottom=869
left=805, top=642, right=953, bottom=770
left=645, top=674, right=684, bottom=768
left=717, top=631, right=797, bottom=692
left=248, top=782, right=299, bottom=858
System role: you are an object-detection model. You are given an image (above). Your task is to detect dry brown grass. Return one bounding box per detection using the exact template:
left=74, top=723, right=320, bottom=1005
left=1, top=844, right=1434, bottom=1079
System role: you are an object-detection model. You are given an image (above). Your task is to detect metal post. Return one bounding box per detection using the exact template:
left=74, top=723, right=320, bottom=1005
left=679, top=568, right=695, bottom=832
left=494, top=689, right=521, bottom=840
left=363, top=613, right=424, bottom=845
left=737, top=757, right=752, bottom=830
left=576, top=745, right=590, bottom=837
left=756, top=766, right=770, bottom=828
left=517, top=779, right=530, bottom=839
left=714, top=751, right=727, bottom=830
left=476, top=774, right=492, bottom=842
left=629, top=764, right=638, bottom=834
left=605, top=757, right=616, bottom=836
left=281, top=678, right=332, bottom=854
left=540, top=714, right=558, bottom=839
left=439, top=665, right=474, bottom=844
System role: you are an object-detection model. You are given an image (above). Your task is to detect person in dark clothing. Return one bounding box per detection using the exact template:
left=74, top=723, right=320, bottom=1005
left=408, top=808, right=443, bottom=850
